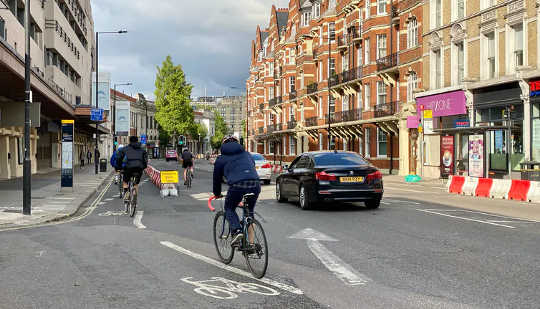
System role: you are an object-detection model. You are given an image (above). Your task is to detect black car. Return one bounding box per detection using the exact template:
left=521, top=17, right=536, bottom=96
left=276, top=151, right=383, bottom=210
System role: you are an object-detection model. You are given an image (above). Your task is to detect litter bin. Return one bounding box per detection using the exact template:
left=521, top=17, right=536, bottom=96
left=99, top=158, right=107, bottom=172
left=520, top=161, right=540, bottom=180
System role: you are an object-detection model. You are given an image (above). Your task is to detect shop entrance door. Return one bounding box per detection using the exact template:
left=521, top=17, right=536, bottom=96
left=409, top=129, right=418, bottom=174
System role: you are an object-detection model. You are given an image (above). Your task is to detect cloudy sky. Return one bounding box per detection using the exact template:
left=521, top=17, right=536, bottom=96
left=91, top=0, right=290, bottom=99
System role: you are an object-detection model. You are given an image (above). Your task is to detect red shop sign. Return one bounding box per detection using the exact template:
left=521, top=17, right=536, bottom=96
left=440, top=136, right=455, bottom=177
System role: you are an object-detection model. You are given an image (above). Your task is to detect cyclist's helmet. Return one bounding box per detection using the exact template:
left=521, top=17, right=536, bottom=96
left=222, top=135, right=239, bottom=144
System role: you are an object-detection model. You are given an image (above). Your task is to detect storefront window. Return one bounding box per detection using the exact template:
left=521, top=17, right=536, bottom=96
left=532, top=103, right=540, bottom=160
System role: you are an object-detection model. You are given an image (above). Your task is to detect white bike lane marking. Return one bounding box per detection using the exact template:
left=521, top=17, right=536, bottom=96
left=181, top=276, right=280, bottom=300
left=133, top=211, right=146, bottom=229
left=289, top=228, right=370, bottom=286
left=160, top=241, right=303, bottom=295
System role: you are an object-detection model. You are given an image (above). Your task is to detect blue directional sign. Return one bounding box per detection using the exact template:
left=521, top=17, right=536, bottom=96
left=141, top=134, right=147, bottom=145
left=90, top=108, right=104, bottom=121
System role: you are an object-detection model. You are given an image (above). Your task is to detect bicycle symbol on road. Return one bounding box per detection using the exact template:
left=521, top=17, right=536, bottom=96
left=181, top=276, right=280, bottom=300
left=98, top=211, right=126, bottom=216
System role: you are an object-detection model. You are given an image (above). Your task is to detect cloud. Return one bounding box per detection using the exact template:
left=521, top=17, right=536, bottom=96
left=92, top=0, right=290, bottom=99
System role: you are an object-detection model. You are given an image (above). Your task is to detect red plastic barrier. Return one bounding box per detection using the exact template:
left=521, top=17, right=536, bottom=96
left=448, top=176, right=465, bottom=194
left=475, top=178, right=493, bottom=197
left=508, top=180, right=531, bottom=201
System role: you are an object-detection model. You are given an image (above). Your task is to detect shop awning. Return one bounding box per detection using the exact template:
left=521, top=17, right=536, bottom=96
left=433, top=125, right=520, bottom=133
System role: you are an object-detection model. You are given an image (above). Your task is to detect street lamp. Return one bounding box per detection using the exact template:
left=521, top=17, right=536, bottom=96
left=94, top=30, right=127, bottom=174
left=112, top=82, right=132, bottom=151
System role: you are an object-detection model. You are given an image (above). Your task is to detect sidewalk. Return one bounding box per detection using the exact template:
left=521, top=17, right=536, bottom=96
left=0, top=165, right=112, bottom=230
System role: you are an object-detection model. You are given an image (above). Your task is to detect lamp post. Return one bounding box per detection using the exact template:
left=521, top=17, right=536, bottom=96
left=112, top=82, right=132, bottom=151
left=23, top=0, right=31, bottom=215
left=94, top=30, right=127, bottom=174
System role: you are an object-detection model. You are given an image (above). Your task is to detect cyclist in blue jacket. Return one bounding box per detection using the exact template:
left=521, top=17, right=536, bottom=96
left=213, top=135, right=260, bottom=246
left=110, top=146, right=122, bottom=184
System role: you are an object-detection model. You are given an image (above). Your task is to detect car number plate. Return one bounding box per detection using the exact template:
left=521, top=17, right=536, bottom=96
left=340, top=176, right=364, bottom=183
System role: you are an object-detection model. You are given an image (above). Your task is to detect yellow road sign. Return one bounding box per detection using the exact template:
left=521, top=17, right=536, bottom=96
left=160, top=170, right=179, bottom=184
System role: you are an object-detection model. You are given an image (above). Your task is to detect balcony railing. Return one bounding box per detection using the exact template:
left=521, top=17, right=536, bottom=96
left=289, top=90, right=297, bottom=100
left=329, top=74, right=339, bottom=87
left=267, top=124, right=276, bottom=133
left=258, top=127, right=264, bottom=134
left=259, top=103, right=264, bottom=111
left=337, top=35, right=348, bottom=48
left=287, top=120, right=297, bottom=130
left=376, top=53, right=398, bottom=71
left=374, top=101, right=399, bottom=118
left=305, top=116, right=318, bottom=127
left=269, top=97, right=277, bottom=107
left=307, top=82, right=318, bottom=94
left=331, top=109, right=363, bottom=123
left=508, top=0, right=524, bottom=14
left=329, top=67, right=363, bottom=88
left=338, top=28, right=362, bottom=48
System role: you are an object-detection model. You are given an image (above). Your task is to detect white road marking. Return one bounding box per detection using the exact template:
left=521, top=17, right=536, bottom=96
left=104, top=198, right=114, bottom=201
left=160, top=241, right=303, bottom=295
left=52, top=197, right=74, bottom=200
left=416, top=209, right=516, bottom=229
left=190, top=192, right=213, bottom=201
left=289, top=228, right=369, bottom=286
left=384, top=187, right=438, bottom=194
left=384, top=199, right=421, bottom=205
left=181, top=276, right=280, bottom=300
left=98, top=211, right=125, bottom=216
left=36, top=250, right=46, bottom=257
left=421, top=209, right=540, bottom=223
left=133, top=211, right=146, bottom=229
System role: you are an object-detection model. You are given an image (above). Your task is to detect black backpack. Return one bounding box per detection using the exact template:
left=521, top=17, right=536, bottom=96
left=124, top=145, right=144, bottom=169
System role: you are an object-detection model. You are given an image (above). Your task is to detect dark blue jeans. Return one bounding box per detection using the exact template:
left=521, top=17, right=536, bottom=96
left=225, top=184, right=261, bottom=232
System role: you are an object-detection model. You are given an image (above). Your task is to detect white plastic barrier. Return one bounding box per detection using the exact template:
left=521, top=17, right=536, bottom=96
left=490, top=179, right=511, bottom=199
left=527, top=181, right=540, bottom=202
left=446, top=175, right=453, bottom=192
left=461, top=176, right=479, bottom=196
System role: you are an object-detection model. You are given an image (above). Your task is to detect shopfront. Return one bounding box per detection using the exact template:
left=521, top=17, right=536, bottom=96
left=530, top=79, right=540, bottom=161
left=473, top=82, right=524, bottom=178
left=414, top=90, right=468, bottom=178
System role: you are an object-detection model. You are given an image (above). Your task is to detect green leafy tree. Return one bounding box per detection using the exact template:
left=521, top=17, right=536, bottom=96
left=154, top=56, right=194, bottom=139
left=241, top=120, right=246, bottom=139
left=189, top=122, right=208, bottom=140
left=211, top=111, right=228, bottom=149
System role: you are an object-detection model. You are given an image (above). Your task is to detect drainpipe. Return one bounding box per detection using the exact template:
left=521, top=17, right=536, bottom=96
left=388, top=2, right=395, bottom=175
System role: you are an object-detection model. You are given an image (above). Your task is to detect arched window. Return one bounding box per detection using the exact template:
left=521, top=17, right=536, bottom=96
left=407, top=18, right=418, bottom=48
left=407, top=72, right=418, bottom=102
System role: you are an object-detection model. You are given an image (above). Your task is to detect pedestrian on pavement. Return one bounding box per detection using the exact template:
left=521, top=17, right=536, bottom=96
left=87, top=149, right=92, bottom=164
left=80, top=151, right=85, bottom=168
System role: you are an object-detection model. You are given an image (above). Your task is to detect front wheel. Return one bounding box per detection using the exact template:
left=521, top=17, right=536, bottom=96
left=213, top=211, right=234, bottom=264
left=365, top=198, right=381, bottom=209
left=244, top=219, right=268, bottom=279
left=276, top=182, right=287, bottom=203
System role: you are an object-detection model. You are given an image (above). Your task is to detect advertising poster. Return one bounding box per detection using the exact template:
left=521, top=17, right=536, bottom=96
left=440, top=136, right=454, bottom=177
left=115, top=100, right=131, bottom=136
left=61, top=120, right=74, bottom=187
left=469, top=134, right=484, bottom=178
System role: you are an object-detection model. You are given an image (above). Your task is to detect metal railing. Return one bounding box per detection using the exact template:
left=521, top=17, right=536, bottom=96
left=259, top=103, right=264, bottom=111
left=269, top=97, right=277, bottom=107
left=376, top=53, right=398, bottom=71
left=331, top=109, right=363, bottom=123
left=307, top=82, right=318, bottom=94
left=305, top=116, right=318, bottom=127
left=267, top=124, right=276, bottom=133
left=287, top=120, right=297, bottom=130
left=374, top=101, right=399, bottom=118
left=289, top=90, right=297, bottom=100
left=329, top=74, right=339, bottom=87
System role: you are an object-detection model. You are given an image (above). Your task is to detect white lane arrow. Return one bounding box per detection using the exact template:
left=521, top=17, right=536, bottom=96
left=289, top=228, right=370, bottom=286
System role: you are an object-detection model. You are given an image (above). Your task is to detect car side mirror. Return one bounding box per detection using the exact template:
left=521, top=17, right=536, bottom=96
left=283, top=165, right=289, bottom=171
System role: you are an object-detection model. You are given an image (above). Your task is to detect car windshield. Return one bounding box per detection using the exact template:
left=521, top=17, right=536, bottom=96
left=313, top=153, right=368, bottom=166
left=252, top=153, right=265, bottom=161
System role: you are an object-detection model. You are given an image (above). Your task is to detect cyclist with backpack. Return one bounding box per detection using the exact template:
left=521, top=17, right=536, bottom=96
left=115, top=136, right=148, bottom=200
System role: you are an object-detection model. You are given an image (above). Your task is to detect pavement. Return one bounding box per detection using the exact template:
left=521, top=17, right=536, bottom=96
left=0, top=164, right=112, bottom=230
left=0, top=159, right=539, bottom=308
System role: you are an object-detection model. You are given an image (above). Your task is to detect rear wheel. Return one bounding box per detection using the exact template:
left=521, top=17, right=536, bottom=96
left=244, top=219, right=268, bottom=279
left=263, top=179, right=271, bottom=185
left=299, top=185, right=313, bottom=210
left=213, top=211, right=234, bottom=264
left=276, top=182, right=287, bottom=203
left=365, top=198, right=381, bottom=209
left=129, top=183, right=137, bottom=217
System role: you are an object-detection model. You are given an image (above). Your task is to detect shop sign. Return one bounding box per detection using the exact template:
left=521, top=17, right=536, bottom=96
left=407, top=116, right=419, bottom=129
left=416, top=90, right=467, bottom=117
left=529, top=80, right=540, bottom=96
left=423, top=110, right=433, bottom=119
left=454, top=119, right=470, bottom=128
left=440, top=136, right=454, bottom=177
left=469, top=134, right=484, bottom=178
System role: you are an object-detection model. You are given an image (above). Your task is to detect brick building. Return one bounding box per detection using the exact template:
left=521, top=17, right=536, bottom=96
left=246, top=0, right=423, bottom=174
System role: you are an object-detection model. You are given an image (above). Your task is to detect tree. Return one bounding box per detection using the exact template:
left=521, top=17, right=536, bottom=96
left=211, top=111, right=228, bottom=149
left=154, top=56, right=194, bottom=139
left=241, top=119, right=246, bottom=139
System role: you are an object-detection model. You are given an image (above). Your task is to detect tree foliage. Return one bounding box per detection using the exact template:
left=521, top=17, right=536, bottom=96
left=211, top=111, right=229, bottom=149
left=154, top=56, right=194, bottom=138
left=189, top=122, right=208, bottom=140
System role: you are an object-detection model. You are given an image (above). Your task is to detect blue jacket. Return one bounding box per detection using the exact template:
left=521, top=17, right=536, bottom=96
left=110, top=150, right=118, bottom=168
left=213, top=142, right=259, bottom=196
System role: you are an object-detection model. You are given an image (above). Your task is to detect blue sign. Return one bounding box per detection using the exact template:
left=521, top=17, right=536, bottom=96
left=141, top=134, right=147, bottom=145
left=454, top=119, right=470, bottom=128
left=90, top=108, right=104, bottom=121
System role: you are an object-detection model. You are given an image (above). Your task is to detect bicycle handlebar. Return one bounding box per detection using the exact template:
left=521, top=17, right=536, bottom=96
left=208, top=196, right=223, bottom=212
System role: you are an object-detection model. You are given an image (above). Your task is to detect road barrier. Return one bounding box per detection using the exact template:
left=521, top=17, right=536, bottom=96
left=447, top=176, right=540, bottom=203
left=507, top=180, right=531, bottom=201
left=461, top=177, right=479, bottom=196
left=144, top=165, right=178, bottom=197
left=448, top=176, right=465, bottom=194
left=475, top=178, right=493, bottom=197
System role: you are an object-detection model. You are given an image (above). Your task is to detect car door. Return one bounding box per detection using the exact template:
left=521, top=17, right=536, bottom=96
left=281, top=156, right=301, bottom=196
left=290, top=156, right=311, bottom=196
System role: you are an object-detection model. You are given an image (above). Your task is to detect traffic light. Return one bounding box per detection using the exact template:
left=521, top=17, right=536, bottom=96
left=178, top=135, right=185, bottom=146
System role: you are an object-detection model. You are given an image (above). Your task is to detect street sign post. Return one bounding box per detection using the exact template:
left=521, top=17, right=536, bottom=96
left=90, top=108, right=104, bottom=121
left=141, top=134, right=147, bottom=145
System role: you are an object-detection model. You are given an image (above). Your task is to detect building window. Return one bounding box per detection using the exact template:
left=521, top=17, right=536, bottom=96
left=365, top=127, right=371, bottom=158
left=342, top=95, right=349, bottom=112
left=364, top=38, right=370, bottom=65
left=514, top=24, right=523, bottom=67
left=318, top=96, right=324, bottom=118
left=289, top=137, right=296, bottom=155
left=433, top=49, right=442, bottom=88
left=329, top=58, right=336, bottom=78
left=457, top=0, right=465, bottom=19
left=366, top=0, right=370, bottom=18
left=457, top=42, right=464, bottom=83
left=376, top=81, right=387, bottom=106
left=0, top=17, right=5, bottom=40
left=329, top=96, right=336, bottom=119
left=407, top=72, right=417, bottom=103
left=289, top=106, right=295, bottom=121
left=357, top=46, right=363, bottom=66
left=364, top=84, right=370, bottom=111
left=377, top=0, right=386, bottom=15
left=435, top=0, right=442, bottom=28
left=357, top=91, right=363, bottom=112
left=319, top=132, right=323, bottom=150
left=313, top=2, right=321, bottom=18
left=376, top=34, right=387, bottom=59
left=329, top=22, right=335, bottom=42
left=302, top=11, right=312, bottom=27
left=377, top=128, right=387, bottom=157
left=486, top=33, right=495, bottom=78
left=407, top=18, right=418, bottom=48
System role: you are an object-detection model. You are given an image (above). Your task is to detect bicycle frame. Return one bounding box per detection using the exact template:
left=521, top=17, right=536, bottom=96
left=208, top=195, right=255, bottom=250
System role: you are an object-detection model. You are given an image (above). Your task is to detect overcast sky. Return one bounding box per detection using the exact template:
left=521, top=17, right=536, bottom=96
left=92, top=0, right=289, bottom=99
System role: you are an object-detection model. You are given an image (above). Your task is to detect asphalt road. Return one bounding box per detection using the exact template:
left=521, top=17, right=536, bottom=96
left=0, top=159, right=539, bottom=309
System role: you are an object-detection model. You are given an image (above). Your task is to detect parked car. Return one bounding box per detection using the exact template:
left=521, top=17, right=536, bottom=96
left=165, top=149, right=178, bottom=162
left=276, top=151, right=383, bottom=210
left=251, top=153, right=272, bottom=185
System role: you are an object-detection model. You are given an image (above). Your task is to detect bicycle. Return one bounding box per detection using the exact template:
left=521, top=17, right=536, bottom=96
left=208, top=194, right=268, bottom=279
left=185, top=167, right=193, bottom=189
left=124, top=175, right=137, bottom=217
left=181, top=276, right=279, bottom=299
left=115, top=172, right=123, bottom=198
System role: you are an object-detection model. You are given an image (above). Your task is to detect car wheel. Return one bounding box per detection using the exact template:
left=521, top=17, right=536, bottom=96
left=299, top=185, right=312, bottom=210
left=264, top=179, right=271, bottom=185
left=365, top=198, right=381, bottom=209
left=276, top=182, right=287, bottom=203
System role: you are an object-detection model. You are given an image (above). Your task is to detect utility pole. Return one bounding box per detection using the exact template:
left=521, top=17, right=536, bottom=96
left=94, top=32, right=99, bottom=174
left=23, top=0, right=31, bottom=215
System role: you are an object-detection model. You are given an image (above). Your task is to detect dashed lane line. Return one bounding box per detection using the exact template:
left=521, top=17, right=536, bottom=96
left=416, top=208, right=516, bottom=229
left=160, top=241, right=303, bottom=295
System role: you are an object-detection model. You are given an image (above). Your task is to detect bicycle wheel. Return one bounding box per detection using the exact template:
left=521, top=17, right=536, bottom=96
left=213, top=211, right=234, bottom=264
left=129, top=180, right=137, bottom=217
left=244, top=219, right=268, bottom=279
left=187, top=169, right=192, bottom=189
